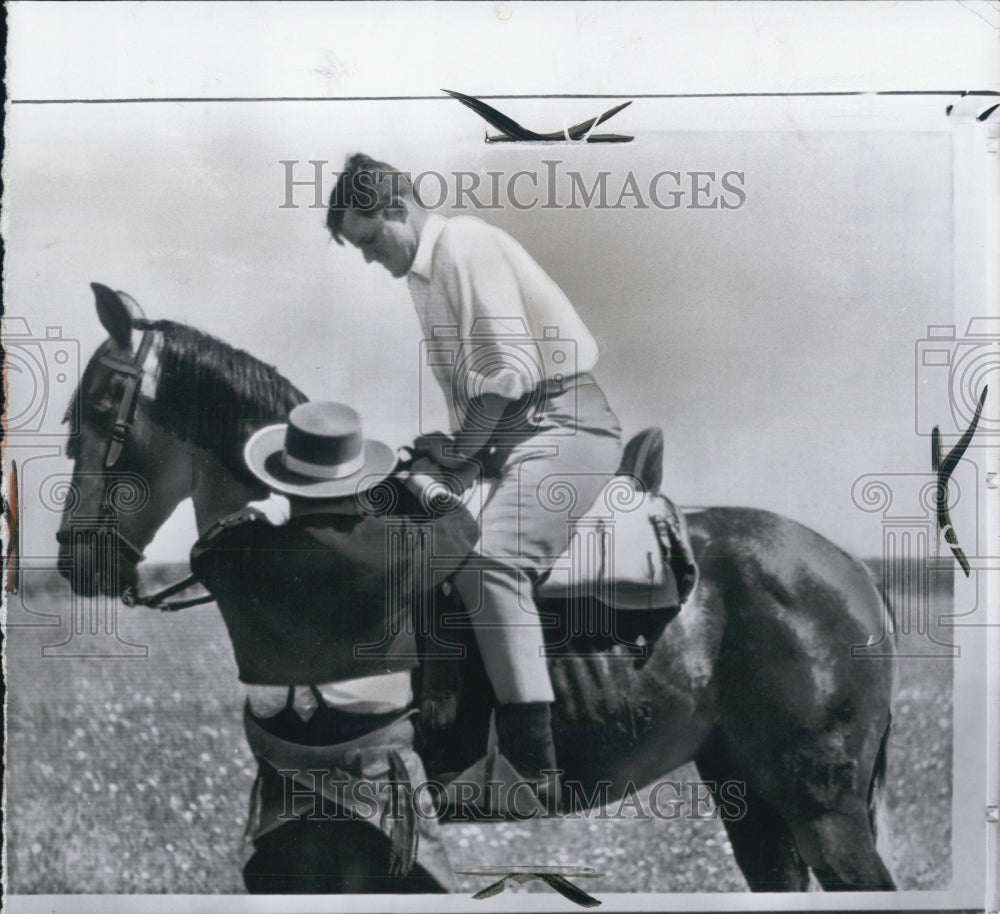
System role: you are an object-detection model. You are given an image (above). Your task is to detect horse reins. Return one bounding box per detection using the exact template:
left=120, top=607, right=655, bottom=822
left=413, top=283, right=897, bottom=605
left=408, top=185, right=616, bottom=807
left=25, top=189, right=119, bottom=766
left=123, top=573, right=212, bottom=612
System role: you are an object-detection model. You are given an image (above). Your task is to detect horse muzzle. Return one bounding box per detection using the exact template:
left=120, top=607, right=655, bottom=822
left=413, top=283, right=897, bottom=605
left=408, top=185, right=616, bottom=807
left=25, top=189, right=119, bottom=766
left=56, top=527, right=141, bottom=598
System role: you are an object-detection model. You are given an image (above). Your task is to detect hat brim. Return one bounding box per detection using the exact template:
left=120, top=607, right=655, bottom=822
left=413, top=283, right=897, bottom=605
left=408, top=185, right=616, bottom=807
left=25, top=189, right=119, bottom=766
left=244, top=423, right=397, bottom=499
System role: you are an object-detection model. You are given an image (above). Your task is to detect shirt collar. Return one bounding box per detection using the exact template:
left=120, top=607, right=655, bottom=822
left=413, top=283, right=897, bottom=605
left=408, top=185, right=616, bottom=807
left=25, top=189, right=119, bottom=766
left=409, top=213, right=447, bottom=280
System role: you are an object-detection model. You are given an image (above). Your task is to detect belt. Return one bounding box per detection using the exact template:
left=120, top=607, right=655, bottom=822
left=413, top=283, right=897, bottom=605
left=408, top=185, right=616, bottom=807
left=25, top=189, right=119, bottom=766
left=244, top=704, right=418, bottom=765
left=464, top=373, right=600, bottom=449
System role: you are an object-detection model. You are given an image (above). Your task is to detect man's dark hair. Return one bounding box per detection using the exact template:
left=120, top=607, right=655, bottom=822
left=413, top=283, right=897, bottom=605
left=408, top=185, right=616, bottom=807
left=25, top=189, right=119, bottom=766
left=326, top=153, right=414, bottom=244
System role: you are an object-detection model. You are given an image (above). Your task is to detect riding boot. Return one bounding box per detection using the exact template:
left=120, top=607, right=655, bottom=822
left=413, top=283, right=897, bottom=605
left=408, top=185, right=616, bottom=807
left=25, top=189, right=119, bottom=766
left=495, top=701, right=561, bottom=809
left=440, top=702, right=560, bottom=820
left=494, top=702, right=557, bottom=782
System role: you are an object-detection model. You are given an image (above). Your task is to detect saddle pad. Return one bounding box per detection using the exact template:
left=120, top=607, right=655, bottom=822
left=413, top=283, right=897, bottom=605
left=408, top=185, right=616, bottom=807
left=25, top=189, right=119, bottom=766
left=536, top=481, right=685, bottom=610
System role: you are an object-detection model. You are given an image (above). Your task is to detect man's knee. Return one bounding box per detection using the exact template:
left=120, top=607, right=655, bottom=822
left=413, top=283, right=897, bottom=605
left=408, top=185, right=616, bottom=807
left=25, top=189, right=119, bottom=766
left=453, top=560, right=539, bottom=621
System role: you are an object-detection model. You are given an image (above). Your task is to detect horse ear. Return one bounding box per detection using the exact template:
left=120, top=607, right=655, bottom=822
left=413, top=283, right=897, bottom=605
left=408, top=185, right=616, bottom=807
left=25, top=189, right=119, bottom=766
left=117, top=291, right=147, bottom=321
left=91, top=282, right=141, bottom=347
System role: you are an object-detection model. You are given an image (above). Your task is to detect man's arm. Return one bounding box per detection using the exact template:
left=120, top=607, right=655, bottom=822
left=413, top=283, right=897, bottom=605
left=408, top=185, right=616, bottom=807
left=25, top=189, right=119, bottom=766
left=414, top=392, right=510, bottom=467
left=430, top=224, right=550, bottom=462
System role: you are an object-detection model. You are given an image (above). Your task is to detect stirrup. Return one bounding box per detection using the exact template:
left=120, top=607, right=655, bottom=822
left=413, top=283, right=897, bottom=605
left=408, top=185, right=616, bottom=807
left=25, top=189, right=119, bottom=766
left=439, top=748, right=560, bottom=820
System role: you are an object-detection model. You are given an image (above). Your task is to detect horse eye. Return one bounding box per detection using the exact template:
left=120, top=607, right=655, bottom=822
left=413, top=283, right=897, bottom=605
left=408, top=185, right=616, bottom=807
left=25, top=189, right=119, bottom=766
left=83, top=401, right=116, bottom=423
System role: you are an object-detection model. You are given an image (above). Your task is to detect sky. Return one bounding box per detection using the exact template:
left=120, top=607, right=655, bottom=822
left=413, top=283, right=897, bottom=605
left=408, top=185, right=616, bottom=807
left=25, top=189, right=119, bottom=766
left=5, top=1, right=999, bottom=567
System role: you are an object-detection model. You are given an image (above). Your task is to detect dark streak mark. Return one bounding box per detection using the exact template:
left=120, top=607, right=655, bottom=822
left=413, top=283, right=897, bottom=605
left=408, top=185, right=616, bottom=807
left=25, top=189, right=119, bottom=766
left=459, top=866, right=603, bottom=907
left=5, top=460, right=19, bottom=594
left=933, top=386, right=987, bottom=577
left=443, top=89, right=633, bottom=143
left=11, top=90, right=1000, bottom=105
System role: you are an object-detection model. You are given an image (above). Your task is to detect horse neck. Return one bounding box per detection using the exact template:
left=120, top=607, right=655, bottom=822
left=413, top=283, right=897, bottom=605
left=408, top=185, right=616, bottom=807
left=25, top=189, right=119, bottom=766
left=189, top=447, right=261, bottom=535
left=137, top=320, right=305, bottom=533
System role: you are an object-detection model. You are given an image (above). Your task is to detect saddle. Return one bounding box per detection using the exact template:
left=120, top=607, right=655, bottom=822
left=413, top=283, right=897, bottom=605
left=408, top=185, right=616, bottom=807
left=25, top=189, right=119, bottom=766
left=416, top=428, right=699, bottom=760
left=535, top=428, right=697, bottom=611
left=457, top=426, right=698, bottom=612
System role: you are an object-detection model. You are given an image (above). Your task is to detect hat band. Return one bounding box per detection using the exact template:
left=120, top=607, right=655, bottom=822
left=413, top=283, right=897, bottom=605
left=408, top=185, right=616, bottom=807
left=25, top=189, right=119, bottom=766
left=282, top=450, right=365, bottom=480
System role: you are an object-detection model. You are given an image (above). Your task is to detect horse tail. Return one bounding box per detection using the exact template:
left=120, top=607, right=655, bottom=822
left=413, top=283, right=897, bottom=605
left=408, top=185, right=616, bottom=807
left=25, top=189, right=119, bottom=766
left=871, top=569, right=898, bottom=638
left=869, top=712, right=891, bottom=806
left=867, top=710, right=893, bottom=847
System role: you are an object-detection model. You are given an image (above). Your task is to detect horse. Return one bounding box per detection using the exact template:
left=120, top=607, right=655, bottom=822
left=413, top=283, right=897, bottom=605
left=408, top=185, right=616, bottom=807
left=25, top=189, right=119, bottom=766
left=57, top=282, right=897, bottom=892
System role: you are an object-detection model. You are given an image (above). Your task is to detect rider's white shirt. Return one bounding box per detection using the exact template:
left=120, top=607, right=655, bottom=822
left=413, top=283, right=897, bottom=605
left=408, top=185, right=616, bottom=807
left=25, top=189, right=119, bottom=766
left=407, top=213, right=599, bottom=432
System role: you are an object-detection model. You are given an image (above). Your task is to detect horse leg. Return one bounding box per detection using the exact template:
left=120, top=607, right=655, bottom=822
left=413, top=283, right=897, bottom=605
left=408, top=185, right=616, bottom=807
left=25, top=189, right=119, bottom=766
left=696, top=746, right=894, bottom=892
left=694, top=734, right=810, bottom=891
left=788, top=806, right=896, bottom=891
left=787, top=715, right=895, bottom=892
left=417, top=625, right=494, bottom=780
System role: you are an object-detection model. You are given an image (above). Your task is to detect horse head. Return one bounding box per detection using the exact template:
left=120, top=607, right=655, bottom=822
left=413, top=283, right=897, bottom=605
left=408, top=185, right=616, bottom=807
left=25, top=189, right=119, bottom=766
left=57, top=283, right=307, bottom=598
left=57, top=285, right=193, bottom=596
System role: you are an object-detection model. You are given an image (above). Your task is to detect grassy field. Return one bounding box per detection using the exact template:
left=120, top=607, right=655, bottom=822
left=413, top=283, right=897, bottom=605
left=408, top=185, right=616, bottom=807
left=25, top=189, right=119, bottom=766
left=5, top=563, right=953, bottom=894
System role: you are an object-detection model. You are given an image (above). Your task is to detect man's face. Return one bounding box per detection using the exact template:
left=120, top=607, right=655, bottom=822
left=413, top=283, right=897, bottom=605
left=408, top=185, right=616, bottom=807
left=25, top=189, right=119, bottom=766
left=340, top=207, right=418, bottom=279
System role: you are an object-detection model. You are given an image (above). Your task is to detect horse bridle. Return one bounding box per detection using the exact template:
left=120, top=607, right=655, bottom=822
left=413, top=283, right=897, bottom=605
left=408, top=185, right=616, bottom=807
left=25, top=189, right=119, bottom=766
left=99, top=328, right=157, bottom=473
left=57, top=329, right=156, bottom=558
left=58, top=328, right=211, bottom=611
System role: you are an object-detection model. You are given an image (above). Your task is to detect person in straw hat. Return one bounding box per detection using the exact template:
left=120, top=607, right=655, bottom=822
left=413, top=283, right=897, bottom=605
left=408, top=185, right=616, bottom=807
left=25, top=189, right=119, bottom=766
left=191, top=400, right=476, bottom=893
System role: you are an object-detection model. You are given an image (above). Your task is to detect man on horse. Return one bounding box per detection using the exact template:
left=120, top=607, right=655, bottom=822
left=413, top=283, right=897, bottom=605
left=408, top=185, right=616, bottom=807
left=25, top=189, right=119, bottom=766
left=190, top=401, right=469, bottom=893
left=327, top=154, right=624, bottom=812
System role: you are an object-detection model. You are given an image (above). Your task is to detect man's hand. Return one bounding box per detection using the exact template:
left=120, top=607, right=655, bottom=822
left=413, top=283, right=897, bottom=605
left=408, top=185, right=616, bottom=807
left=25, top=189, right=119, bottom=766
left=406, top=456, right=480, bottom=489
left=246, top=494, right=290, bottom=525
left=400, top=457, right=463, bottom=511
left=412, top=432, right=468, bottom=469
left=400, top=454, right=483, bottom=510
left=408, top=456, right=445, bottom=478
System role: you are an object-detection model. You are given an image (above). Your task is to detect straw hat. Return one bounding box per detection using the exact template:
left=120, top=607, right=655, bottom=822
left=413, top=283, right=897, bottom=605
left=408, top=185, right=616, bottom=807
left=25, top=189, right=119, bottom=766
left=244, top=401, right=395, bottom=498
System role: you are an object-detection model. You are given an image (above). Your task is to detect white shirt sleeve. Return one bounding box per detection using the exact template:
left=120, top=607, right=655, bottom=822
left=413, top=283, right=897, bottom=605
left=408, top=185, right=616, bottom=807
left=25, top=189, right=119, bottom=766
left=433, top=219, right=599, bottom=406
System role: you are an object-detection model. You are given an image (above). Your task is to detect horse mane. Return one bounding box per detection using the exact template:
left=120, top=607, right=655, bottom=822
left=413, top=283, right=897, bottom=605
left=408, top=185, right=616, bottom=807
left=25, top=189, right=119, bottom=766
left=68, top=320, right=307, bottom=488
left=142, top=319, right=307, bottom=487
